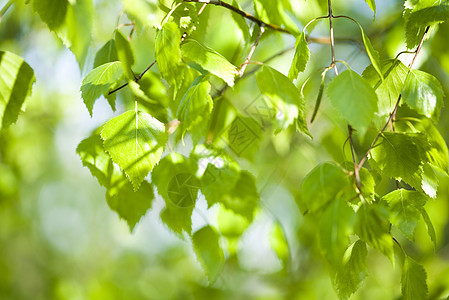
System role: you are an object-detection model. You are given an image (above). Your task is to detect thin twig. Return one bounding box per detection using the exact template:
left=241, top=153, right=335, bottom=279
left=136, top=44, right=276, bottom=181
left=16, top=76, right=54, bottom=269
left=108, top=59, right=157, bottom=95
left=238, top=25, right=265, bottom=77
left=183, top=0, right=292, bottom=34
left=358, top=26, right=431, bottom=169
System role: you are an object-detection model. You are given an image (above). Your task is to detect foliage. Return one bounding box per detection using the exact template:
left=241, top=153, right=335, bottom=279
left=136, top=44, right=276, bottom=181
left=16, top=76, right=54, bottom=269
left=1, top=0, right=449, bottom=299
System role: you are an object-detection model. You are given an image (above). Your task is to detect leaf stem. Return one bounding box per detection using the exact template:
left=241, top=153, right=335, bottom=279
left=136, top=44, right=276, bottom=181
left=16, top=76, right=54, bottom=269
left=238, top=25, right=265, bottom=77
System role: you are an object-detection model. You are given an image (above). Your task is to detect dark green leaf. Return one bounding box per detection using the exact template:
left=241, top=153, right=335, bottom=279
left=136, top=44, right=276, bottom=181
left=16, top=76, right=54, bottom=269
left=181, top=39, right=237, bottom=87
left=288, top=32, right=309, bottom=80
left=192, top=226, right=224, bottom=285
left=80, top=62, right=124, bottom=116
left=355, top=203, right=394, bottom=261
left=93, top=39, right=118, bottom=68
left=160, top=205, right=194, bottom=236
left=0, top=51, right=35, bottom=129
left=383, top=189, right=428, bottom=240
left=300, top=162, right=349, bottom=213
left=402, top=70, right=444, bottom=122
left=115, top=30, right=135, bottom=80
left=326, top=70, right=378, bottom=137
left=256, top=66, right=308, bottom=134
left=335, top=240, right=368, bottom=300
left=101, top=110, right=168, bottom=190
left=401, top=257, right=428, bottom=300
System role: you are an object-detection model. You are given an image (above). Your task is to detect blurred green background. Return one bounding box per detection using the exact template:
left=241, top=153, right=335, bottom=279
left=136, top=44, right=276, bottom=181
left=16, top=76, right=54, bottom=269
left=1, top=0, right=449, bottom=299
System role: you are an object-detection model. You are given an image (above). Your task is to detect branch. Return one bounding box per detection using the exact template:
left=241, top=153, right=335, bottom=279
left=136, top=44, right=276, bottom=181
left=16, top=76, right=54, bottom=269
left=108, top=59, right=157, bottom=95
left=183, top=0, right=292, bottom=34
left=358, top=26, right=431, bottom=169
left=238, top=25, right=265, bottom=77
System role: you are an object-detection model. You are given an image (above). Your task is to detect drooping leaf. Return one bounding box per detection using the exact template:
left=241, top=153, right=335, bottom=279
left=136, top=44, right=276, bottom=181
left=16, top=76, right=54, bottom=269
left=0, top=51, right=35, bottom=129
left=181, top=39, right=237, bottom=87
left=300, top=162, right=349, bottom=213
left=335, top=240, right=368, bottom=300
left=253, top=0, right=297, bottom=33
left=270, top=222, right=290, bottom=267
left=370, top=132, right=430, bottom=190
left=115, top=30, right=135, bottom=80
left=364, top=0, right=376, bottom=15
left=288, top=32, right=310, bottom=81
left=80, top=62, right=124, bottom=115
left=106, top=180, right=154, bottom=231
left=256, top=66, right=308, bottom=134
left=176, top=75, right=213, bottom=140
left=422, top=163, right=439, bottom=198
left=383, top=189, right=428, bottom=241
left=402, top=70, right=444, bottom=122
left=93, top=39, right=118, bottom=68
left=231, top=0, right=250, bottom=43
left=420, top=208, right=437, bottom=247
left=192, top=226, right=225, bottom=285
left=359, top=26, right=383, bottom=80
left=362, top=59, right=408, bottom=123
left=160, top=204, right=194, bottom=235
left=404, top=4, right=449, bottom=49
left=326, top=70, right=378, bottom=137
left=155, top=21, right=184, bottom=89
left=401, top=257, right=428, bottom=300
left=319, top=197, right=357, bottom=267
left=100, top=110, right=168, bottom=190
left=355, top=203, right=394, bottom=262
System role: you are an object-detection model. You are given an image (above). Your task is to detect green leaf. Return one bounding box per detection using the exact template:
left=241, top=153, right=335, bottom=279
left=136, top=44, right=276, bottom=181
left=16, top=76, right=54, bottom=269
left=93, top=39, right=118, bottom=68
left=256, top=66, right=308, bottom=134
left=360, top=27, right=383, bottom=80
left=33, top=0, right=93, bottom=67
left=362, top=59, right=408, bottom=122
left=160, top=205, right=194, bottom=236
left=181, top=39, right=237, bottom=87
left=326, top=69, right=378, bottom=137
left=370, top=132, right=429, bottom=189
left=224, top=116, right=262, bottom=160
left=0, top=51, right=35, bottom=129
left=176, top=76, right=213, bottom=140
left=192, top=226, right=224, bottom=285
left=335, top=240, right=368, bottom=300
left=319, top=197, right=356, bottom=267
left=100, top=110, right=168, bottom=191
left=270, top=222, right=289, bottom=267
left=383, top=189, right=428, bottom=241
left=401, top=257, right=428, bottom=300
left=155, top=21, right=184, bottom=89
left=115, top=30, right=135, bottom=80
left=106, top=180, right=154, bottom=231
left=231, top=0, right=250, bottom=43
left=300, top=162, right=349, bottom=213
left=355, top=203, right=394, bottom=261
left=404, top=4, right=449, bottom=49
left=402, top=70, right=444, bottom=122
left=80, top=62, right=124, bottom=116
left=420, top=208, right=436, bottom=247
left=253, top=0, right=297, bottom=33
left=288, top=31, right=310, bottom=80
left=364, top=0, right=376, bottom=15
left=217, top=206, right=249, bottom=238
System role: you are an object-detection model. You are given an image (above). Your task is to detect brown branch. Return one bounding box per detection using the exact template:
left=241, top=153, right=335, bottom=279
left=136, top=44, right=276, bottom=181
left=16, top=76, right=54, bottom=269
left=108, top=59, right=157, bottom=95
left=358, top=26, right=431, bottom=169
left=183, top=0, right=292, bottom=34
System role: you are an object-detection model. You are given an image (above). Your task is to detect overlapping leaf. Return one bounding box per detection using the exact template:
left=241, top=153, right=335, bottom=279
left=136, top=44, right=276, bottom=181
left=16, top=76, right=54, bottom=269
left=115, top=30, right=135, bottom=80
left=93, top=39, right=118, bottom=68
left=288, top=32, right=310, bottom=80
left=401, top=257, right=428, bottom=299
left=101, top=110, right=168, bottom=191
left=0, top=51, right=35, bottom=129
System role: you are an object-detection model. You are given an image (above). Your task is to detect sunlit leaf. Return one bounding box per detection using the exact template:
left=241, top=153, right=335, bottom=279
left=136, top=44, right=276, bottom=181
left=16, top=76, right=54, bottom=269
left=360, top=27, right=383, bottom=80
left=231, top=0, right=250, bottom=43
left=420, top=208, right=437, bottom=247
left=115, top=30, right=135, bottom=80
left=401, top=257, right=428, bottom=300
left=326, top=69, right=378, bottom=137
left=160, top=205, right=194, bottom=236
left=270, top=222, right=289, bottom=267
left=288, top=32, right=309, bottom=80
left=192, top=226, right=224, bottom=285
left=101, top=110, right=168, bottom=191
left=0, top=51, right=35, bottom=129
left=93, top=39, right=118, bottom=68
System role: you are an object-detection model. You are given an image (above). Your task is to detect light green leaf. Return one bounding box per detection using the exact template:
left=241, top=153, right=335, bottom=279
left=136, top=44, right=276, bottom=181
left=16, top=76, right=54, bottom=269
left=326, top=69, right=378, bottom=137
left=422, top=163, right=439, bottom=198
left=101, top=110, right=168, bottom=191
left=270, top=222, right=289, bottom=267
left=181, top=39, right=237, bottom=87
left=177, top=76, right=213, bottom=140
left=192, top=226, right=224, bottom=285
left=335, top=240, right=368, bottom=300
left=362, top=59, right=408, bottom=122
left=383, top=189, right=428, bottom=241
left=115, top=30, right=135, bottom=80
left=0, top=51, right=35, bottom=129
left=34, top=0, right=93, bottom=67
left=253, top=0, right=297, bottom=33
left=155, top=21, right=184, bottom=89
left=288, top=31, right=310, bottom=80
left=106, top=180, right=154, bottom=231
left=231, top=0, right=250, bottom=43
left=225, top=116, right=262, bottom=160
left=355, top=203, right=394, bottom=261
left=319, top=197, right=356, bottom=267
left=80, top=62, right=124, bottom=116
left=370, top=132, right=429, bottom=189
left=256, top=66, right=308, bottom=134
left=300, top=162, right=349, bottom=213
left=217, top=206, right=249, bottom=239
left=401, top=257, right=428, bottom=300
left=364, top=0, right=376, bottom=15
left=420, top=208, right=436, bottom=247
left=360, top=27, right=383, bottom=80
left=93, top=39, right=118, bottom=68
left=160, top=205, right=194, bottom=236
left=402, top=70, right=444, bottom=122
